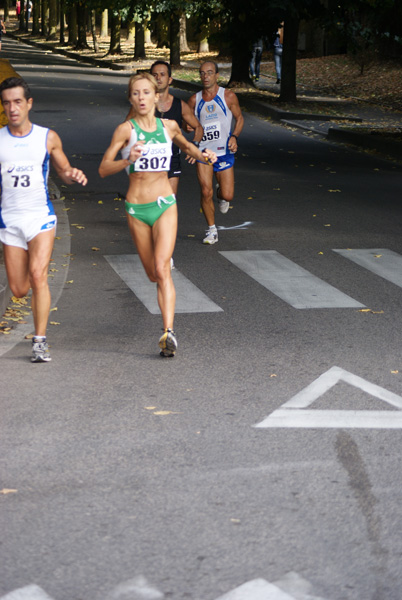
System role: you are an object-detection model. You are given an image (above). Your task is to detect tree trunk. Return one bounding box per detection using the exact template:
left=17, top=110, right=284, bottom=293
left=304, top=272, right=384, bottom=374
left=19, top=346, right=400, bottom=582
left=100, top=9, right=108, bottom=38
left=76, top=2, right=89, bottom=49
left=68, top=4, right=77, bottom=46
left=4, top=0, right=9, bottom=22
left=134, top=21, right=145, bottom=59
left=127, top=18, right=135, bottom=42
left=179, top=13, right=190, bottom=52
left=108, top=10, right=122, bottom=55
left=227, top=4, right=253, bottom=87
left=18, top=1, right=25, bottom=31
left=279, top=17, right=299, bottom=102
left=90, top=10, right=99, bottom=52
left=59, top=0, right=65, bottom=44
left=47, top=0, right=58, bottom=40
left=32, top=0, right=40, bottom=35
left=169, top=11, right=180, bottom=66
left=155, top=14, right=168, bottom=48
left=144, top=25, right=151, bottom=44
left=41, top=0, right=49, bottom=37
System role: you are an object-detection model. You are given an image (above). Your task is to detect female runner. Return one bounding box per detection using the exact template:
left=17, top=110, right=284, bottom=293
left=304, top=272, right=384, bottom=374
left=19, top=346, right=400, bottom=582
left=99, top=73, right=217, bottom=357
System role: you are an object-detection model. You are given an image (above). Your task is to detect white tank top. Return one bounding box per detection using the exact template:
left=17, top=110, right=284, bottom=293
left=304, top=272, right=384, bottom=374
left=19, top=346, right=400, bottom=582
left=0, top=124, right=53, bottom=225
left=194, top=87, right=233, bottom=156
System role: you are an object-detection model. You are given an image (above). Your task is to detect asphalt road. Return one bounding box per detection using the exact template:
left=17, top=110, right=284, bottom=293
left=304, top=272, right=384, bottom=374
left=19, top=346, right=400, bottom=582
left=1, top=38, right=402, bottom=600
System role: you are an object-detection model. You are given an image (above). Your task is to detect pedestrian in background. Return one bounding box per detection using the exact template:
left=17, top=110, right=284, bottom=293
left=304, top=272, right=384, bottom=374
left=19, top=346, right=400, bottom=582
left=249, top=38, right=264, bottom=82
left=0, top=14, right=6, bottom=52
left=273, top=22, right=284, bottom=84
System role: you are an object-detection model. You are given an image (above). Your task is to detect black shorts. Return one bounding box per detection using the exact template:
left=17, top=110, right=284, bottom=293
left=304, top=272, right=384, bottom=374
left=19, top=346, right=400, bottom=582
left=168, top=153, right=181, bottom=179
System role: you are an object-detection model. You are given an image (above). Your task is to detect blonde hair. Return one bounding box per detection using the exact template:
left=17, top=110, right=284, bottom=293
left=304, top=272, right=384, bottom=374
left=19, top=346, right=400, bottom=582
left=128, top=72, right=158, bottom=97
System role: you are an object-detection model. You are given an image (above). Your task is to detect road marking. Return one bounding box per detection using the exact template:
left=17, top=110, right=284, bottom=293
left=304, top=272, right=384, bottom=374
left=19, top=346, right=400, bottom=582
left=214, top=573, right=327, bottom=599
left=0, top=585, right=54, bottom=600
left=255, top=366, right=402, bottom=429
left=217, top=221, right=254, bottom=230
left=219, top=250, right=364, bottom=309
left=104, top=255, right=223, bottom=314
left=106, top=576, right=164, bottom=599
left=333, top=248, right=402, bottom=288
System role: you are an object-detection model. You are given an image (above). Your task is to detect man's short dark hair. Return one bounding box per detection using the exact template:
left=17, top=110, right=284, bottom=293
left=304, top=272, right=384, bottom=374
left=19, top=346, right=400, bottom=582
left=150, top=60, right=172, bottom=78
left=0, top=77, right=32, bottom=101
left=200, top=61, right=219, bottom=74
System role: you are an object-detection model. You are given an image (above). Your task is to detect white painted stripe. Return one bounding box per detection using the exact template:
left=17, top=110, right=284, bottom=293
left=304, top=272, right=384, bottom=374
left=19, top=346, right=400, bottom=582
left=219, top=250, right=364, bottom=309
left=333, top=248, right=402, bottom=288
left=214, top=578, right=295, bottom=600
left=256, top=409, right=402, bottom=429
left=104, top=255, right=223, bottom=314
left=0, top=585, right=54, bottom=600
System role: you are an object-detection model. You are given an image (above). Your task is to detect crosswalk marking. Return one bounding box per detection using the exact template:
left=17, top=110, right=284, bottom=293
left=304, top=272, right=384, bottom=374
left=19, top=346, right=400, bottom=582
left=219, top=250, right=364, bottom=309
left=0, top=585, right=54, bottom=600
left=333, top=248, right=402, bottom=288
left=104, top=255, right=223, bottom=314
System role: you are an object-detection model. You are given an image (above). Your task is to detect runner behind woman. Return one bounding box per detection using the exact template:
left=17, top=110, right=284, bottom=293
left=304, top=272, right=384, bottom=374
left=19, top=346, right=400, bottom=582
left=99, top=73, right=217, bottom=357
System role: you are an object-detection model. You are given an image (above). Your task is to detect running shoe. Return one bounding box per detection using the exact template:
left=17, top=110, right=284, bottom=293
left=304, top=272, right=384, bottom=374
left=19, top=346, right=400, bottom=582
left=218, top=199, right=230, bottom=214
left=31, top=338, right=51, bottom=363
left=159, top=328, right=178, bottom=358
left=203, top=228, right=218, bottom=244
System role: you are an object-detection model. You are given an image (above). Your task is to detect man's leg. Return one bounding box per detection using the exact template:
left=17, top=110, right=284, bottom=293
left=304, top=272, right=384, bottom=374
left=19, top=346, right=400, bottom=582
left=216, top=166, right=235, bottom=214
left=2, top=244, right=31, bottom=299
left=27, top=229, right=56, bottom=337
left=196, top=162, right=215, bottom=226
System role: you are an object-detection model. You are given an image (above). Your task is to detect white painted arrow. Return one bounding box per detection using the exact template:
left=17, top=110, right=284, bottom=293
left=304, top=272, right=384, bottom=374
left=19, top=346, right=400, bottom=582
left=255, top=366, right=402, bottom=429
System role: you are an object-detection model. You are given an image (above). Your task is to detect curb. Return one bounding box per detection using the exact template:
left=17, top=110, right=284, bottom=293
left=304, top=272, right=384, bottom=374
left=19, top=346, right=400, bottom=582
left=327, top=127, right=402, bottom=158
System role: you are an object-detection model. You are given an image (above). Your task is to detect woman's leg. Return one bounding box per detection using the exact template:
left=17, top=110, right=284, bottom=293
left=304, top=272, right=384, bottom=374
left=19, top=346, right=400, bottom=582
left=126, top=214, right=157, bottom=282
left=152, top=204, right=178, bottom=330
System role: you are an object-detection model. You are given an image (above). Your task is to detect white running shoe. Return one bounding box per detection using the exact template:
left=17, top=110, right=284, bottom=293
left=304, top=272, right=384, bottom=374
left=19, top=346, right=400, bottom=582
left=218, top=199, right=230, bottom=214
left=31, top=338, right=51, bottom=362
left=203, top=228, right=218, bottom=244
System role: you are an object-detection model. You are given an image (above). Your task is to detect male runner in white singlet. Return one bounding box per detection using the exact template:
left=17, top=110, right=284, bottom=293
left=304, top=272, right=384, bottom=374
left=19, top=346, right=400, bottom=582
left=187, top=61, right=244, bottom=244
left=0, top=77, right=87, bottom=362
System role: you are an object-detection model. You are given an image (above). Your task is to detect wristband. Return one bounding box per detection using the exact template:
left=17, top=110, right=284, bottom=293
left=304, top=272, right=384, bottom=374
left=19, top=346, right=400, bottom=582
left=231, top=134, right=238, bottom=141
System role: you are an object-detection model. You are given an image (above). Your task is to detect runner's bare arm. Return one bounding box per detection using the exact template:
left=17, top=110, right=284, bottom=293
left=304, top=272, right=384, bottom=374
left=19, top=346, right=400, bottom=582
left=47, top=130, right=87, bottom=185
left=99, top=122, right=143, bottom=178
left=224, top=90, right=244, bottom=152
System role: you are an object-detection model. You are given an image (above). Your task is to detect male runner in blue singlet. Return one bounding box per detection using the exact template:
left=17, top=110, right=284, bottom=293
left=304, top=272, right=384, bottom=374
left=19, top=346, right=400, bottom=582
left=187, top=61, right=244, bottom=244
left=0, top=77, right=87, bottom=362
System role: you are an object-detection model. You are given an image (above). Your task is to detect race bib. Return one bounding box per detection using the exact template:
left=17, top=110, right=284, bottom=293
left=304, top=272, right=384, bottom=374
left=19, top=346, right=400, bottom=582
left=202, top=123, right=221, bottom=143
left=133, top=143, right=171, bottom=172
left=1, top=161, right=45, bottom=190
